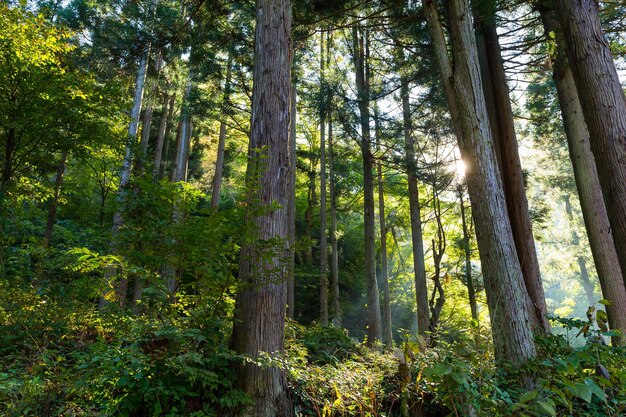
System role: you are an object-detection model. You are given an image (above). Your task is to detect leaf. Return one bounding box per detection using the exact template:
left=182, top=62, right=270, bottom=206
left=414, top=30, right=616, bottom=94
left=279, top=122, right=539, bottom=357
left=536, top=400, right=556, bottom=416
left=576, top=324, right=590, bottom=338
left=571, top=382, right=592, bottom=403
left=519, top=389, right=538, bottom=403
left=596, top=310, right=608, bottom=332
left=431, top=362, right=452, bottom=376
left=584, top=378, right=607, bottom=402
left=598, top=299, right=612, bottom=306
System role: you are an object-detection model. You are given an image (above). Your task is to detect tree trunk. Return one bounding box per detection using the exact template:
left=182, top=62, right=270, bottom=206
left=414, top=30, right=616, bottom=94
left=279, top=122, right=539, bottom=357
left=159, top=94, right=176, bottom=179
left=459, top=186, right=478, bottom=324
left=44, top=150, right=68, bottom=247
left=539, top=3, right=626, bottom=345
left=473, top=11, right=549, bottom=333
left=401, top=76, right=429, bottom=338
left=287, top=80, right=297, bottom=319
left=329, top=94, right=341, bottom=326
left=152, top=92, right=170, bottom=178
left=377, top=162, right=393, bottom=348
left=100, top=44, right=150, bottom=309
left=352, top=24, right=382, bottom=345
left=436, top=0, right=535, bottom=364
left=319, top=32, right=329, bottom=326
left=555, top=0, right=626, bottom=285
left=211, top=57, right=233, bottom=208
left=230, top=0, right=293, bottom=414
left=171, top=76, right=193, bottom=183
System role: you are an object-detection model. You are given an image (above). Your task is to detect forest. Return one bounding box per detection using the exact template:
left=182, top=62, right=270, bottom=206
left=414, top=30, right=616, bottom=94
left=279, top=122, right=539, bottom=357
left=1, top=0, right=626, bottom=415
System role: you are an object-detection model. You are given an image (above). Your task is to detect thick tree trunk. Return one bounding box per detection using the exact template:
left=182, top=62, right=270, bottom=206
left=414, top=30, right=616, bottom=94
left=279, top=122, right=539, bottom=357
left=459, top=186, right=478, bottom=324
left=44, top=150, right=68, bottom=246
left=152, top=92, right=170, bottom=178
left=539, top=4, right=626, bottom=345
left=230, top=0, right=293, bottom=414
left=474, top=13, right=549, bottom=332
left=211, top=57, right=233, bottom=208
left=352, top=24, right=382, bottom=345
left=319, top=33, right=329, bottom=326
left=555, top=0, right=626, bottom=285
left=377, top=162, right=393, bottom=348
left=401, top=76, right=429, bottom=338
left=287, top=81, right=297, bottom=319
left=436, top=0, right=535, bottom=364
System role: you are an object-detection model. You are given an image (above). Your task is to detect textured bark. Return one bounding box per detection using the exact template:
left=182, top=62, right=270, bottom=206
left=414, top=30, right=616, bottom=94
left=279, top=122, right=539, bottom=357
left=287, top=81, right=296, bottom=319
left=377, top=162, right=393, bottom=348
left=319, top=32, right=329, bottom=326
left=438, top=0, right=535, bottom=363
left=44, top=150, right=68, bottom=247
left=459, top=187, right=478, bottom=324
left=352, top=24, right=382, bottom=345
left=401, top=76, right=429, bottom=338
left=152, top=92, right=170, bottom=178
left=230, top=0, right=293, bottom=414
left=473, top=14, right=549, bottom=333
left=539, top=4, right=626, bottom=345
left=428, top=187, right=446, bottom=342
left=555, top=0, right=626, bottom=284
left=211, top=57, right=233, bottom=208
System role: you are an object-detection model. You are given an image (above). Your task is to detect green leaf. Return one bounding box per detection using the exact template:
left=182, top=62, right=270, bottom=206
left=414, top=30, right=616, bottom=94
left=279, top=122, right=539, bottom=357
left=431, top=362, right=452, bottom=376
left=536, top=400, right=556, bottom=416
left=598, top=299, right=612, bottom=306
left=584, top=378, right=606, bottom=402
left=571, top=382, right=592, bottom=403
left=519, top=389, right=538, bottom=403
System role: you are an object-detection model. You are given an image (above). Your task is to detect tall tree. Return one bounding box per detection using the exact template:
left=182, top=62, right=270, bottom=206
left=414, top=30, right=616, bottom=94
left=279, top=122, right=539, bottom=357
left=555, top=0, right=626, bottom=285
left=538, top=3, right=626, bottom=344
left=319, top=31, right=329, bottom=326
left=400, top=74, right=429, bottom=338
left=424, top=0, right=536, bottom=363
left=230, top=0, right=293, bottom=414
left=351, top=23, right=382, bottom=345
left=211, top=56, right=233, bottom=208
left=473, top=3, right=549, bottom=332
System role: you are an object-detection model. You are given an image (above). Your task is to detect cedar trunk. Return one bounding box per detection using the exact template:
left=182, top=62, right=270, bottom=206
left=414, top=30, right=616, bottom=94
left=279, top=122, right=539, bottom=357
left=230, top=0, right=293, bottom=415
left=401, top=77, right=429, bottom=338
left=540, top=4, right=626, bottom=344
left=474, top=15, right=549, bottom=332
left=441, top=0, right=536, bottom=364
left=211, top=57, right=233, bottom=208
left=319, top=33, right=329, bottom=326
left=555, top=0, right=626, bottom=286
left=352, top=24, right=382, bottom=344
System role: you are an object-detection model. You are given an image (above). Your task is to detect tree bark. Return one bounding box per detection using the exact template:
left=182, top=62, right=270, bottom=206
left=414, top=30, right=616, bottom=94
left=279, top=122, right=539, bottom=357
left=230, top=0, right=293, bottom=414
left=319, top=32, right=329, bottom=326
left=211, top=56, right=233, bottom=208
left=287, top=80, right=297, bottom=319
left=352, top=24, right=382, bottom=345
left=473, top=11, right=549, bottom=332
left=539, top=4, right=626, bottom=345
left=152, top=92, right=170, bottom=178
left=44, top=150, right=68, bottom=246
left=400, top=76, right=429, bottom=338
left=159, top=94, right=176, bottom=179
left=555, top=0, right=626, bottom=285
left=436, top=0, right=535, bottom=364
left=171, top=75, right=193, bottom=183
left=328, top=94, right=341, bottom=326
left=459, top=186, right=478, bottom=324
left=377, top=162, right=393, bottom=348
